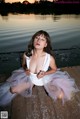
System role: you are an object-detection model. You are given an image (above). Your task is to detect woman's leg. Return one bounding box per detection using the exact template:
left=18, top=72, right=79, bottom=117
left=44, top=82, right=64, bottom=101
left=0, top=82, right=17, bottom=106
left=10, top=82, right=31, bottom=94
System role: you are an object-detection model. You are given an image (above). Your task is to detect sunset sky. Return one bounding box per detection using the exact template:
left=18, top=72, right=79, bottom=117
left=5, top=0, right=53, bottom=3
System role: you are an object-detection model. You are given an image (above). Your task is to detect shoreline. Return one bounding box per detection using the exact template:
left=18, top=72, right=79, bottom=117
left=0, top=2, right=80, bottom=16
left=0, top=47, right=80, bottom=74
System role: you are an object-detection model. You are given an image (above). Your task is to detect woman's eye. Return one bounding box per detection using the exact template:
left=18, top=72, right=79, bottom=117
left=35, top=36, right=38, bottom=39
left=41, top=39, right=45, bottom=41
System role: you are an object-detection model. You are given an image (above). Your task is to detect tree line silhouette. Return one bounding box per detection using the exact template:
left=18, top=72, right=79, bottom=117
left=0, top=1, right=80, bottom=16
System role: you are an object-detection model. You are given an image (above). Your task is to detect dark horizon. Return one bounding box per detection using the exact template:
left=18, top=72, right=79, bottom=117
left=0, top=1, right=80, bottom=16
left=0, top=0, right=80, bottom=4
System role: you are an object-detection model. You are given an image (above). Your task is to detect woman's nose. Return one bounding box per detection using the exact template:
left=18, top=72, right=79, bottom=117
left=37, top=38, right=40, bottom=42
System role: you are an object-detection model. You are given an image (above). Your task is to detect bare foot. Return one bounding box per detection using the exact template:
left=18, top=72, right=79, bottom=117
left=58, top=91, right=64, bottom=99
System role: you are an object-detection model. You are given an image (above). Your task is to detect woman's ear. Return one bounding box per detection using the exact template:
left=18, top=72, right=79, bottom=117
left=45, top=43, right=47, bottom=47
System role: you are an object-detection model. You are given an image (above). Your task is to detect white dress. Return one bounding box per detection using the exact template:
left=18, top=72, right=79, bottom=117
left=0, top=53, right=79, bottom=106
left=26, top=53, right=52, bottom=86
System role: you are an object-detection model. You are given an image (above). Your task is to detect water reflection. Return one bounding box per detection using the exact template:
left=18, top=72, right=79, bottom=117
left=1, top=13, right=80, bottom=21
left=0, top=14, right=80, bottom=53
left=0, top=13, right=80, bottom=73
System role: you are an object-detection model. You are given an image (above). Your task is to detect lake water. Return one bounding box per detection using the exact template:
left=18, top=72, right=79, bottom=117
left=0, top=14, right=80, bottom=73
left=0, top=14, right=80, bottom=53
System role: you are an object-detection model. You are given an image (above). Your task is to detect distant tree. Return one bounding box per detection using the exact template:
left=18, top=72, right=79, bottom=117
left=22, top=0, right=30, bottom=5
left=34, top=0, right=39, bottom=4
left=39, top=0, right=47, bottom=2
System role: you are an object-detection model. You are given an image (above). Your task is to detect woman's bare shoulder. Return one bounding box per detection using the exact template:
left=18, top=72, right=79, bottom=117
left=49, top=54, right=57, bottom=70
left=23, top=52, right=27, bottom=58
left=49, top=54, right=55, bottom=62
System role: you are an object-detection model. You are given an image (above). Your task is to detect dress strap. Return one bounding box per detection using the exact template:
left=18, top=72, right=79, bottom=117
left=43, top=53, right=50, bottom=71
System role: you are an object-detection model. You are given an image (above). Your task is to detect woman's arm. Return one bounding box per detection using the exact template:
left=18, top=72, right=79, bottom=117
left=44, top=55, right=57, bottom=75
left=37, top=55, right=57, bottom=78
left=22, top=53, right=27, bottom=70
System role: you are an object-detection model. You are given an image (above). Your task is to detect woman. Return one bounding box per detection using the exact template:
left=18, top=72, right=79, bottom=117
left=0, top=30, right=79, bottom=106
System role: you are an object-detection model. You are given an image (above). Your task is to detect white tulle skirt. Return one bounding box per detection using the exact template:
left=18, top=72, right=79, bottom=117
left=0, top=68, right=79, bottom=106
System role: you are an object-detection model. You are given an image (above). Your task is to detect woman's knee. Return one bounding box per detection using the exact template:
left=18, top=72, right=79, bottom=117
left=10, top=87, right=14, bottom=94
left=10, top=87, right=18, bottom=94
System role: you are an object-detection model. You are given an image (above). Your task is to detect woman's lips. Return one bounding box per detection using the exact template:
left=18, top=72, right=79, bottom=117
left=36, top=43, right=40, bottom=45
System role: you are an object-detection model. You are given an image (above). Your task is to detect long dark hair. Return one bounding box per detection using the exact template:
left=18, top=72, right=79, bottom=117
left=25, top=30, right=53, bottom=57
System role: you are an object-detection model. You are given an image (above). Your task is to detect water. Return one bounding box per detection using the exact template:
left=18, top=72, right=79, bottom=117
left=0, top=14, right=80, bottom=73
left=0, top=14, right=80, bottom=53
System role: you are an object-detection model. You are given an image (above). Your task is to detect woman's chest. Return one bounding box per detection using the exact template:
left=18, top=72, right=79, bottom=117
left=29, top=56, right=45, bottom=73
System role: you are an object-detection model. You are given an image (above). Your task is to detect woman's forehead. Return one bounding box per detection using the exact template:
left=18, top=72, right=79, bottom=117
left=36, top=34, right=46, bottom=39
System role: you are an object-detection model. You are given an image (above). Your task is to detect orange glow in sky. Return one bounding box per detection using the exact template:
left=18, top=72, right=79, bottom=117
left=5, top=0, right=35, bottom=3
left=5, top=0, right=53, bottom=3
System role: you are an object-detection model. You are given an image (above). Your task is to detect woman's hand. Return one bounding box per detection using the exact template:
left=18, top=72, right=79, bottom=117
left=37, top=70, right=45, bottom=79
left=25, top=69, right=30, bottom=76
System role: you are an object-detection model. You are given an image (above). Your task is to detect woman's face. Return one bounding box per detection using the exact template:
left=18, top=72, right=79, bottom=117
left=33, top=34, right=47, bottom=50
